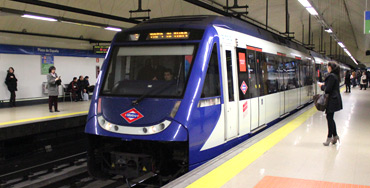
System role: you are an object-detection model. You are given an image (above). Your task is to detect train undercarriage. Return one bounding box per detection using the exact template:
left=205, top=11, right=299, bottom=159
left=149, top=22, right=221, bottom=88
left=87, top=135, right=188, bottom=183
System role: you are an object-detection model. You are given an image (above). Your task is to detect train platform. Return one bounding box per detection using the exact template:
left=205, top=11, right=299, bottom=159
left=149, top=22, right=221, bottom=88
left=0, top=101, right=90, bottom=128
left=166, top=87, right=370, bottom=188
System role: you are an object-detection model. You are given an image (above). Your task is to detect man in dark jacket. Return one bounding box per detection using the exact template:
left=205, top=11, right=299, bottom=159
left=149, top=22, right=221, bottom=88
left=84, top=76, right=90, bottom=93
left=344, top=71, right=351, bottom=93
left=69, top=77, right=79, bottom=102
left=77, top=75, right=85, bottom=101
left=5, top=67, right=17, bottom=107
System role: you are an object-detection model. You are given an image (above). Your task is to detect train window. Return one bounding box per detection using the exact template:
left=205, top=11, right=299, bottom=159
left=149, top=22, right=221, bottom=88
left=299, top=60, right=306, bottom=86
left=264, top=53, right=278, bottom=94
left=237, top=48, right=249, bottom=100
left=307, top=60, right=313, bottom=85
left=201, top=44, right=220, bottom=98
left=256, top=52, right=265, bottom=96
left=101, top=45, right=196, bottom=98
left=226, top=50, right=234, bottom=101
left=277, top=56, right=285, bottom=91
left=285, top=58, right=298, bottom=90
left=247, top=49, right=258, bottom=98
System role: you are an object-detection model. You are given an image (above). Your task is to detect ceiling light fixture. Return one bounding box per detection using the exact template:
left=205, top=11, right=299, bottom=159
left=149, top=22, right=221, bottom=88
left=324, top=28, right=333, bottom=33
left=306, top=7, right=318, bottom=15
left=21, top=14, right=57, bottom=22
left=338, top=42, right=345, bottom=48
left=104, top=27, right=122, bottom=32
left=296, top=0, right=358, bottom=65
left=298, top=0, right=312, bottom=7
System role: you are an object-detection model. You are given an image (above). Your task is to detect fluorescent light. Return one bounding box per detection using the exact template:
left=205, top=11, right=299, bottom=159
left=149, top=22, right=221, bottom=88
left=325, top=28, right=333, bottom=33
left=344, top=49, right=351, bottom=56
left=104, top=27, right=122, bottom=32
left=306, top=7, right=318, bottom=15
left=338, top=42, right=345, bottom=48
left=298, top=0, right=312, bottom=7
left=61, top=21, right=102, bottom=28
left=22, top=14, right=57, bottom=22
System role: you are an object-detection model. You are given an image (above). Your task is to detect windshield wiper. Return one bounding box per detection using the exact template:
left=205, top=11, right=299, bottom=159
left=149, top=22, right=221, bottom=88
left=132, top=82, right=175, bottom=106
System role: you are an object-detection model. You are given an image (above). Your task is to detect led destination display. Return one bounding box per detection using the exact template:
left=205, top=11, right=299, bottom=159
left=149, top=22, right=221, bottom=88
left=148, top=31, right=189, bottom=40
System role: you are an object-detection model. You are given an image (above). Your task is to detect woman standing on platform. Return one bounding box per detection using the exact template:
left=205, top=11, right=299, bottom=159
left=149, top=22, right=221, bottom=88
left=318, top=62, right=343, bottom=146
left=47, top=66, right=61, bottom=112
left=360, top=72, right=367, bottom=90
left=5, top=67, right=17, bottom=107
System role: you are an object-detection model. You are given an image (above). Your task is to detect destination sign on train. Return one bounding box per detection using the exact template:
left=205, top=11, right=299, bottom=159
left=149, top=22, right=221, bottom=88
left=148, top=32, right=189, bottom=40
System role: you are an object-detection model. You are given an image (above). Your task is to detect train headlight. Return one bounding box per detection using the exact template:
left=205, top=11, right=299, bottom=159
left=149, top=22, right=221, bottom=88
left=145, top=123, right=166, bottom=134
left=170, top=101, right=181, bottom=118
left=97, top=115, right=171, bottom=135
left=98, top=115, right=105, bottom=126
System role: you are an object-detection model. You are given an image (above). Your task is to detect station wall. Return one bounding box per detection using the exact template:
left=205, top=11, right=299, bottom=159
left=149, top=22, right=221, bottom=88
left=0, top=53, right=104, bottom=101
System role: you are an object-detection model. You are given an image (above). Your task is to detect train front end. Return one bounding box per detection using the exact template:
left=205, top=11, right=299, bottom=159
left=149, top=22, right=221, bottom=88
left=84, top=25, right=211, bottom=180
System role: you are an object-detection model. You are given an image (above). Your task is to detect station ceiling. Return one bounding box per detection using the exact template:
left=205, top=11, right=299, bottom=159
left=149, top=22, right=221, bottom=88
left=0, top=0, right=369, bottom=67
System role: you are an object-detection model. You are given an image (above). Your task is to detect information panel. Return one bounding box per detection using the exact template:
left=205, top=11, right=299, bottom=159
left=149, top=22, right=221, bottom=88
left=93, top=45, right=110, bottom=54
left=41, top=55, right=54, bottom=75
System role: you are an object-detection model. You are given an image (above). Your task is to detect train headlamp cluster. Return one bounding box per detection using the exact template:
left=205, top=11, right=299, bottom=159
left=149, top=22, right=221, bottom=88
left=97, top=115, right=171, bottom=135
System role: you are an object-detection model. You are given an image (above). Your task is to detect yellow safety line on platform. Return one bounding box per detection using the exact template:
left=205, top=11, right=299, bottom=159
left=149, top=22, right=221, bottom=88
left=188, top=87, right=346, bottom=188
left=0, top=111, right=88, bottom=126
left=187, top=107, right=318, bottom=188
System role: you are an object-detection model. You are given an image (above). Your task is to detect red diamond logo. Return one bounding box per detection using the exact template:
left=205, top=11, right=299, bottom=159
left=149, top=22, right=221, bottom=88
left=120, top=108, right=144, bottom=123
left=240, top=81, right=248, bottom=95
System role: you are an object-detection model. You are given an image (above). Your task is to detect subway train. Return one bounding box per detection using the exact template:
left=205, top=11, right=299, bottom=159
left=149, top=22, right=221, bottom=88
left=85, top=16, right=350, bottom=180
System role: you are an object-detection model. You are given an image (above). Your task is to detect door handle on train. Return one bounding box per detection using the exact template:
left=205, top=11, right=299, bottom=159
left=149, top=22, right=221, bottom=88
left=261, top=99, right=263, bottom=105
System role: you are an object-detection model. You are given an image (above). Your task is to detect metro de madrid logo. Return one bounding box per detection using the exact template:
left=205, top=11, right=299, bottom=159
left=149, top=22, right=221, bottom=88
left=120, top=108, right=144, bottom=123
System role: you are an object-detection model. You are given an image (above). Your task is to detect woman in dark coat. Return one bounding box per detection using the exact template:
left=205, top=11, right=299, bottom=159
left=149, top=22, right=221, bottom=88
left=5, top=67, right=17, bottom=107
left=47, top=66, right=61, bottom=112
left=344, top=70, right=351, bottom=93
left=318, top=62, right=343, bottom=146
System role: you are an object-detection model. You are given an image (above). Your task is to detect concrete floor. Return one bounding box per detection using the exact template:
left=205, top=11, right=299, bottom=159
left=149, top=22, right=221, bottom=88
left=0, top=100, right=90, bottom=127
left=223, top=87, right=370, bottom=187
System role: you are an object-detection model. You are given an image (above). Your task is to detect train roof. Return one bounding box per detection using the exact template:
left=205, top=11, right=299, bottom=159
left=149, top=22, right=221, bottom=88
left=117, top=15, right=310, bottom=54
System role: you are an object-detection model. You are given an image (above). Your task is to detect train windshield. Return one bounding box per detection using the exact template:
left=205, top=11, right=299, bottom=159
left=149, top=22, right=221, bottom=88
left=101, top=45, right=195, bottom=98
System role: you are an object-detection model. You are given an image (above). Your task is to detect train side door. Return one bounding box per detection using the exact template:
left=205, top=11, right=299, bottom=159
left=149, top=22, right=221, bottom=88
left=256, top=52, right=266, bottom=126
left=246, top=49, right=259, bottom=130
left=277, top=57, right=286, bottom=116
left=221, top=45, right=239, bottom=140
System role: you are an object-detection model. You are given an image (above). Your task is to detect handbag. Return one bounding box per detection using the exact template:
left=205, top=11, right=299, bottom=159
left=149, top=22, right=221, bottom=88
left=83, top=93, right=89, bottom=101
left=313, top=94, right=329, bottom=111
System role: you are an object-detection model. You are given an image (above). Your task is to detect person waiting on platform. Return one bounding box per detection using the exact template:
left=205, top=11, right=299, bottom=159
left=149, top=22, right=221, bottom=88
left=5, top=67, right=17, bottom=107
left=68, top=77, right=79, bottom=102
left=344, top=70, right=351, bottom=93
left=360, top=71, right=367, bottom=90
left=47, top=66, right=61, bottom=112
left=84, top=76, right=94, bottom=94
left=77, top=75, right=86, bottom=101
left=318, top=62, right=342, bottom=146
left=351, top=71, right=356, bottom=87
